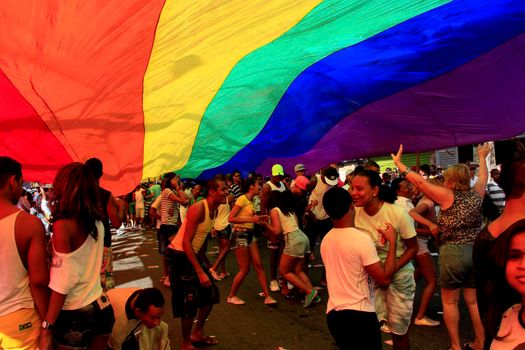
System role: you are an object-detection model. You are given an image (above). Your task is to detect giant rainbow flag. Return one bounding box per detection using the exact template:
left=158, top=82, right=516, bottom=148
left=1, top=0, right=525, bottom=194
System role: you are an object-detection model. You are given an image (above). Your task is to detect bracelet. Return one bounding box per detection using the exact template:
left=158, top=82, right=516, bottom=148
left=401, top=168, right=412, bottom=177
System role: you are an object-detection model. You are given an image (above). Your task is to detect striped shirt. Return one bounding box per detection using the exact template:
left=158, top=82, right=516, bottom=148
left=229, top=184, right=241, bottom=201
left=486, top=182, right=506, bottom=213
left=160, top=188, right=179, bottom=226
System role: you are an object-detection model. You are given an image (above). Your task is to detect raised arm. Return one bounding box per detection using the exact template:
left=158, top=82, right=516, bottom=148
left=472, top=143, right=491, bottom=198
left=391, top=144, right=453, bottom=208
left=409, top=201, right=439, bottom=237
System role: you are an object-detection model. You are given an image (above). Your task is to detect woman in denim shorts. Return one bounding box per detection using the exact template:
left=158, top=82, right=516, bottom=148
left=392, top=143, right=491, bottom=350
left=40, top=163, right=115, bottom=349
left=226, top=177, right=277, bottom=305
left=262, top=191, right=319, bottom=307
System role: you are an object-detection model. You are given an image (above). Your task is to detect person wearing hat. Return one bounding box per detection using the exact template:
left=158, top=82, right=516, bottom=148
left=304, top=166, right=339, bottom=284
left=260, top=164, right=287, bottom=292
left=294, top=163, right=306, bottom=177
left=290, top=164, right=307, bottom=189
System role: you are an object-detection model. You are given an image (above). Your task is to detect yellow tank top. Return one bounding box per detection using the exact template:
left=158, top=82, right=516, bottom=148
left=171, top=200, right=215, bottom=253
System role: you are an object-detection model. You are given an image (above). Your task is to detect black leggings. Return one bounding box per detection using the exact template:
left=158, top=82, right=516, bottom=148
left=327, top=309, right=381, bottom=350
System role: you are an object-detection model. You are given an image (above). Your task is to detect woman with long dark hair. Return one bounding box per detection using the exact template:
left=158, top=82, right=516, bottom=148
left=40, top=163, right=115, bottom=350
left=262, top=191, right=318, bottom=307
left=474, top=141, right=525, bottom=349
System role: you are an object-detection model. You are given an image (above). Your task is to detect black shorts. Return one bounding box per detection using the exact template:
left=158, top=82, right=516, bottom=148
left=215, top=225, right=232, bottom=240
left=167, top=249, right=220, bottom=318
left=158, top=224, right=178, bottom=255
left=53, top=293, right=115, bottom=349
left=327, top=309, right=381, bottom=350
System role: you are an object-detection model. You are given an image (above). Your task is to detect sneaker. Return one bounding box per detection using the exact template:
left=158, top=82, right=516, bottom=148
left=414, top=316, right=440, bottom=327
left=264, top=296, right=277, bottom=305
left=270, top=280, right=280, bottom=292
left=303, top=289, right=318, bottom=308
left=380, top=322, right=391, bottom=334
left=227, top=296, right=246, bottom=305
left=312, top=295, right=322, bottom=304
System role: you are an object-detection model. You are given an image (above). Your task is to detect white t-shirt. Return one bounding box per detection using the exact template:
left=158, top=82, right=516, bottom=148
left=490, top=304, right=525, bottom=350
left=321, top=227, right=380, bottom=313
left=355, top=203, right=416, bottom=272
left=395, top=196, right=414, bottom=212
left=309, top=174, right=332, bottom=220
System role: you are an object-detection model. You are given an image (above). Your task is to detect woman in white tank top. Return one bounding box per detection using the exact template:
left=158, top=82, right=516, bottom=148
left=40, top=163, right=115, bottom=350
left=261, top=190, right=319, bottom=307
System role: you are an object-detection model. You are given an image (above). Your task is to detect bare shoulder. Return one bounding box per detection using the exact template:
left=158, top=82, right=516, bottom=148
left=15, top=211, right=45, bottom=238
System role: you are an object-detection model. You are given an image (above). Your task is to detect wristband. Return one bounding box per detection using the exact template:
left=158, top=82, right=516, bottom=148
left=401, top=168, right=412, bottom=177
left=42, top=320, right=54, bottom=330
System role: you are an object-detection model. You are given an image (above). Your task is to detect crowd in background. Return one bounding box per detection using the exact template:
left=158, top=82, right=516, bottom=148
left=2, top=139, right=524, bottom=350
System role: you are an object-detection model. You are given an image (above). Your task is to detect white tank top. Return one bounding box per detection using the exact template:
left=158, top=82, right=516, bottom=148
left=309, top=174, right=331, bottom=220
left=266, top=181, right=286, bottom=192
left=274, top=208, right=299, bottom=234
left=0, top=211, right=34, bottom=316
left=49, top=221, right=104, bottom=310
left=213, top=203, right=230, bottom=231
left=171, top=200, right=215, bottom=253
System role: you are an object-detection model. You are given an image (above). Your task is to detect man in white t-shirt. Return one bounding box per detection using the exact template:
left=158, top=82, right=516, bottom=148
left=321, top=187, right=398, bottom=350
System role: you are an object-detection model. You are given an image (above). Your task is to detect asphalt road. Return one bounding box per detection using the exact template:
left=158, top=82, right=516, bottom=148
left=111, top=228, right=476, bottom=350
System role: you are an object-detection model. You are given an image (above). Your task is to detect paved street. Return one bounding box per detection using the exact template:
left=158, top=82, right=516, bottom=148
left=112, top=228, right=476, bottom=350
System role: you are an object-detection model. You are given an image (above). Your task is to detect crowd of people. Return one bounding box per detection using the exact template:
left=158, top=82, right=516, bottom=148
left=1, top=139, right=524, bottom=350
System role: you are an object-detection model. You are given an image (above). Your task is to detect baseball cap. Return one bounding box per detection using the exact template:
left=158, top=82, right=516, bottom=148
left=294, top=175, right=309, bottom=191
left=294, top=163, right=306, bottom=172
left=323, top=166, right=339, bottom=186
left=271, top=164, right=285, bottom=177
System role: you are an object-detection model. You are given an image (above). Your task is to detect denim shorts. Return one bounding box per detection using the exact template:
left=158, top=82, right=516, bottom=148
left=167, top=249, right=220, bottom=319
left=230, top=229, right=256, bottom=249
left=439, top=244, right=475, bottom=289
left=158, top=224, right=178, bottom=255
left=53, top=294, right=115, bottom=349
left=283, top=230, right=310, bottom=258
